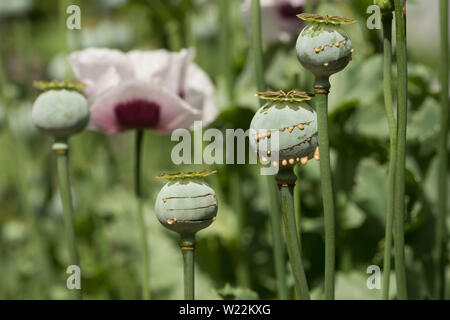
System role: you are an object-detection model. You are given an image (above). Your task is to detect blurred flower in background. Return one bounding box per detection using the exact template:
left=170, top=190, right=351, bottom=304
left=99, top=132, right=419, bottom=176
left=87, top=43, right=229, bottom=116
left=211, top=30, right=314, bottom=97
left=0, top=0, right=33, bottom=18
left=240, top=0, right=307, bottom=44
left=407, top=0, right=450, bottom=70
left=69, top=48, right=218, bottom=133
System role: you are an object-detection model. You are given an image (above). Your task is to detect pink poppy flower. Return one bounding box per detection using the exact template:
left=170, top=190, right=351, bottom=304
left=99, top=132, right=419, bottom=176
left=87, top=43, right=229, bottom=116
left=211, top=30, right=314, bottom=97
left=241, top=0, right=307, bottom=44
left=69, top=48, right=218, bottom=134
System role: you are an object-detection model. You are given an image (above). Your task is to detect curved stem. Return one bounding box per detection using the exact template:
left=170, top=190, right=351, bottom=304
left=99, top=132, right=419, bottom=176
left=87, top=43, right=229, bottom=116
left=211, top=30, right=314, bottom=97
left=381, top=12, right=397, bottom=300
left=393, top=0, right=408, bottom=300
left=135, top=130, right=150, bottom=300
left=54, top=139, right=82, bottom=300
left=251, top=0, right=289, bottom=299
left=180, top=234, right=196, bottom=300
left=436, top=0, right=449, bottom=300
left=279, top=184, right=310, bottom=300
left=314, top=82, right=336, bottom=300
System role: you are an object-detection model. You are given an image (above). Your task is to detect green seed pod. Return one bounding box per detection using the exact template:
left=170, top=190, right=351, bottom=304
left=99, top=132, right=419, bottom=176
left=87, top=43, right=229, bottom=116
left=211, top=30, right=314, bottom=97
left=249, top=91, right=319, bottom=170
left=155, top=170, right=218, bottom=235
left=296, top=14, right=356, bottom=79
left=32, top=81, right=89, bottom=138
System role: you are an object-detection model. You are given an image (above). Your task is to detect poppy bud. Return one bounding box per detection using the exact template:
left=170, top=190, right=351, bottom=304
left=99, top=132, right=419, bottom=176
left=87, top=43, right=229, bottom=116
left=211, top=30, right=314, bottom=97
left=32, top=81, right=89, bottom=138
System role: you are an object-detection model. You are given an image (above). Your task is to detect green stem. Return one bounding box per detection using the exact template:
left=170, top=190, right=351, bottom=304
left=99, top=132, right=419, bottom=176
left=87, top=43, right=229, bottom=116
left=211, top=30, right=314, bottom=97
left=436, top=0, right=449, bottom=300
left=54, top=139, right=82, bottom=300
left=166, top=21, right=183, bottom=51
left=294, top=165, right=303, bottom=252
left=314, top=78, right=336, bottom=300
left=393, top=0, right=408, bottom=300
left=251, top=0, right=265, bottom=92
left=251, top=0, right=288, bottom=300
left=381, top=12, right=397, bottom=300
left=180, top=234, right=196, bottom=300
left=279, top=184, right=310, bottom=300
left=135, top=130, right=150, bottom=300
left=219, top=0, right=234, bottom=104
left=266, top=177, right=289, bottom=299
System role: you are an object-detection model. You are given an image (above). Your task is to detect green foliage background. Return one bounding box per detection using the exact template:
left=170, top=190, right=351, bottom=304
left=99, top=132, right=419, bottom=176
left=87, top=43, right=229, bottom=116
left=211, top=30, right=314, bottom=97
left=0, top=0, right=448, bottom=299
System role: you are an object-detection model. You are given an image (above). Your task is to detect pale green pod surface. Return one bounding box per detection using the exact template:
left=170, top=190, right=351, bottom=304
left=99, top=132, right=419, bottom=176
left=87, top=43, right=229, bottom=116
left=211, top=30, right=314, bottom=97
left=155, top=179, right=218, bottom=235
left=32, top=89, right=89, bottom=138
left=250, top=100, right=318, bottom=168
left=296, top=23, right=353, bottom=78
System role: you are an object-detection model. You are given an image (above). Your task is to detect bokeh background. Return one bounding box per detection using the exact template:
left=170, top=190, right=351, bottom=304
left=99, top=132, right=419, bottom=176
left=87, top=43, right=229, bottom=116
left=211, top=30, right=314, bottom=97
left=0, top=0, right=449, bottom=299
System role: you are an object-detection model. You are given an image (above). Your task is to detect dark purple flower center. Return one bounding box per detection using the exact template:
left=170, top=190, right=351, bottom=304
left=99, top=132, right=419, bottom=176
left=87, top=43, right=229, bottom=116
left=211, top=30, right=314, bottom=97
left=114, top=99, right=160, bottom=129
left=277, top=2, right=303, bottom=20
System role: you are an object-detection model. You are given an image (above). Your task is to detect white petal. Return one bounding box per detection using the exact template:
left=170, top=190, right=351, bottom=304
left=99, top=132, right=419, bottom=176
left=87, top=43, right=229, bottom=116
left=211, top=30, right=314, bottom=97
left=240, top=0, right=303, bottom=44
left=183, top=63, right=219, bottom=126
left=127, top=48, right=195, bottom=94
left=69, top=48, right=134, bottom=98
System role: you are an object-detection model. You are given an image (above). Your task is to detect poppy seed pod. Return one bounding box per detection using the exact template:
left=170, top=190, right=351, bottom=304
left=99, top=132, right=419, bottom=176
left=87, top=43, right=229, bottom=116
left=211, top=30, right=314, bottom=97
left=296, top=14, right=356, bottom=79
left=155, top=171, right=218, bottom=235
left=250, top=90, right=319, bottom=170
left=32, top=81, right=89, bottom=138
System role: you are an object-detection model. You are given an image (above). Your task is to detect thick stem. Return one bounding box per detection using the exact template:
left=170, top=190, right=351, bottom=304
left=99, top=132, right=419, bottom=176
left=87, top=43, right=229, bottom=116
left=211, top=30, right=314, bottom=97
left=135, top=130, right=150, bottom=300
left=436, top=0, right=449, bottom=300
left=180, top=234, right=196, bottom=300
left=266, top=178, right=288, bottom=299
left=314, top=82, right=336, bottom=300
left=54, top=139, right=82, bottom=300
left=279, top=183, right=310, bottom=300
left=251, top=0, right=265, bottom=93
left=381, top=12, right=397, bottom=300
left=251, top=0, right=288, bottom=300
left=393, top=0, right=408, bottom=300
left=294, top=165, right=303, bottom=252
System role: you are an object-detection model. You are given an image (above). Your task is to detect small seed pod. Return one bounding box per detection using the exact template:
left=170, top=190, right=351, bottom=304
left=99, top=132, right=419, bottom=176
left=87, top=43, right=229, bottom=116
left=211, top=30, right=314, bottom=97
left=155, top=170, right=218, bottom=235
left=296, top=14, right=356, bottom=79
left=32, top=81, right=89, bottom=138
left=249, top=90, right=319, bottom=170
